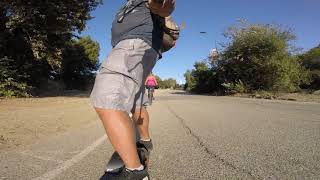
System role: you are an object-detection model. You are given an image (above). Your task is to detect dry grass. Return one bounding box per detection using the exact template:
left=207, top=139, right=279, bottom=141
left=0, top=96, right=98, bottom=150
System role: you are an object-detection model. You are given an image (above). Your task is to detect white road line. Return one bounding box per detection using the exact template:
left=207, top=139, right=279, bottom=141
left=33, top=135, right=106, bottom=180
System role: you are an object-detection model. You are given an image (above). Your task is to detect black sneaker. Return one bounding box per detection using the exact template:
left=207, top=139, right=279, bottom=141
left=136, top=140, right=153, bottom=169
left=137, top=140, right=153, bottom=152
left=100, top=167, right=149, bottom=180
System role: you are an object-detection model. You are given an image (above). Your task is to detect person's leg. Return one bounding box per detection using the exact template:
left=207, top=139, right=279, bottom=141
left=151, top=86, right=155, bottom=99
left=90, top=69, right=143, bottom=170
left=95, top=108, right=141, bottom=169
left=132, top=83, right=152, bottom=142
left=92, top=38, right=158, bottom=172
left=131, top=89, right=154, bottom=153
left=132, top=106, right=151, bottom=140
left=146, top=86, right=150, bottom=99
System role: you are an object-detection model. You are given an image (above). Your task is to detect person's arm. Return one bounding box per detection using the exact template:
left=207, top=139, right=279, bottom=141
left=153, top=77, right=158, bottom=86
left=147, top=0, right=176, bottom=17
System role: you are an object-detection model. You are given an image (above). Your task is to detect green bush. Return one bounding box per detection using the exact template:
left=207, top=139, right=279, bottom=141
left=184, top=61, right=211, bottom=93
left=0, top=57, right=31, bottom=97
left=0, top=79, right=30, bottom=98
left=184, top=70, right=196, bottom=91
left=300, top=46, right=320, bottom=90
left=222, top=80, right=247, bottom=94
left=218, top=22, right=309, bottom=92
left=270, top=55, right=310, bottom=92
left=154, top=75, right=178, bottom=89
left=61, top=36, right=100, bottom=90
left=184, top=22, right=310, bottom=94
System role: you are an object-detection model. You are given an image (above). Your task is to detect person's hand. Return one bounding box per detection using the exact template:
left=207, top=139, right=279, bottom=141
left=147, top=0, right=176, bottom=17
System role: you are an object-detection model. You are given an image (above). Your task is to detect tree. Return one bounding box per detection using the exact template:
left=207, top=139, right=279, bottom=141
left=154, top=75, right=178, bottom=89
left=218, top=22, right=309, bottom=92
left=184, top=70, right=194, bottom=91
left=300, top=46, right=320, bottom=89
left=0, top=0, right=101, bottom=97
left=0, top=57, right=30, bottom=97
left=184, top=22, right=310, bottom=94
left=62, top=36, right=100, bottom=90
left=3, top=0, right=101, bottom=66
left=191, top=61, right=211, bottom=93
left=0, top=20, right=47, bottom=97
left=154, top=75, right=163, bottom=88
left=161, top=78, right=177, bottom=89
left=184, top=61, right=220, bottom=93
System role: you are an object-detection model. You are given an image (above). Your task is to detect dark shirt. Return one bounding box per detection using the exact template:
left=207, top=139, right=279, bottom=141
left=111, top=0, right=164, bottom=54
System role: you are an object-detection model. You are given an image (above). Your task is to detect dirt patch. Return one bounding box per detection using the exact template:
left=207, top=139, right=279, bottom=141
left=276, top=93, right=320, bottom=103
left=0, top=96, right=99, bottom=150
left=232, top=92, right=320, bottom=103
left=0, top=89, right=172, bottom=151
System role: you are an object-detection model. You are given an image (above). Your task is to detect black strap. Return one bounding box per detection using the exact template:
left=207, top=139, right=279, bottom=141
left=117, top=0, right=148, bottom=23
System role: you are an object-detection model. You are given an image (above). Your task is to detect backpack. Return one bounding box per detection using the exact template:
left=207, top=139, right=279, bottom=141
left=147, top=0, right=180, bottom=52
left=161, top=16, right=180, bottom=52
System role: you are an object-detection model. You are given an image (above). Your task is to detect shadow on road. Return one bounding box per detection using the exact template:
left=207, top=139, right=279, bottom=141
left=169, top=91, right=192, bottom=95
left=36, top=90, right=91, bottom=98
left=169, top=90, right=220, bottom=97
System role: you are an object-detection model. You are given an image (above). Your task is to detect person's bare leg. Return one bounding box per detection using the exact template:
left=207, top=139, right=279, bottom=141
left=95, top=108, right=141, bottom=169
left=132, top=106, right=150, bottom=140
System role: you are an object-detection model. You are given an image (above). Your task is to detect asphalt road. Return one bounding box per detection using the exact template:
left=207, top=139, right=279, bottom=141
left=1, top=91, right=320, bottom=180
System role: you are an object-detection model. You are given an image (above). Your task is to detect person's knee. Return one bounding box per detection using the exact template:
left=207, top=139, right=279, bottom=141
left=95, top=108, right=129, bottom=122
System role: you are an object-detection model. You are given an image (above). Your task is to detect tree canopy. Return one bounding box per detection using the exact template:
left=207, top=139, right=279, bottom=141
left=0, top=0, right=101, bottom=97
left=300, top=46, right=320, bottom=89
left=185, top=22, right=312, bottom=94
left=62, top=36, right=100, bottom=90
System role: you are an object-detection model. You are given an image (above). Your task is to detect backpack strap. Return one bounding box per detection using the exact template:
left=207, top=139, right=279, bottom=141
left=117, top=0, right=147, bottom=23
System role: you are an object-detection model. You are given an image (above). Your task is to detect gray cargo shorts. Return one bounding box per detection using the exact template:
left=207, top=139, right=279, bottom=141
left=90, top=39, right=159, bottom=113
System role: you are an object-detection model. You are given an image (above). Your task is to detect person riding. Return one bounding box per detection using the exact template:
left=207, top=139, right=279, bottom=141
left=145, top=73, right=158, bottom=100
left=90, top=0, right=177, bottom=179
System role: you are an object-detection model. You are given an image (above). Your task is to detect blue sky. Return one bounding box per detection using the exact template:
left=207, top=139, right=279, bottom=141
left=82, top=0, right=320, bottom=84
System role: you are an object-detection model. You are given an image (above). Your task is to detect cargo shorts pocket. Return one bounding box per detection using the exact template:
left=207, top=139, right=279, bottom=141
left=100, top=41, right=135, bottom=77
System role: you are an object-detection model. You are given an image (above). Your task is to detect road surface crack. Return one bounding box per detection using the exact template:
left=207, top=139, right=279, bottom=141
left=167, top=106, right=257, bottom=179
